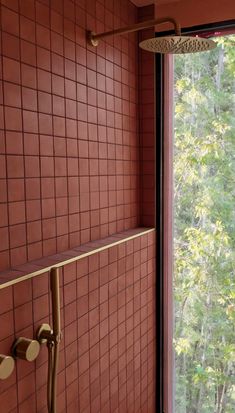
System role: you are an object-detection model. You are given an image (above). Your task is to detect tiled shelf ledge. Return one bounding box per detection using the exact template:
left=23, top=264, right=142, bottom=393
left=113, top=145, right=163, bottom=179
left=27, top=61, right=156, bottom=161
left=0, top=227, right=155, bottom=289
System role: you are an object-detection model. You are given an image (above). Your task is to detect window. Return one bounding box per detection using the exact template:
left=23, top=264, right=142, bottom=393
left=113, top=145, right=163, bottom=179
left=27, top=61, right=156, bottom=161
left=158, top=23, right=235, bottom=413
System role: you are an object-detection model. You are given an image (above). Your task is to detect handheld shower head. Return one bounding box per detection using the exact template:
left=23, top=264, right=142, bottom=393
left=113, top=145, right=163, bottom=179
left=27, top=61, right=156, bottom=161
left=139, top=36, right=216, bottom=54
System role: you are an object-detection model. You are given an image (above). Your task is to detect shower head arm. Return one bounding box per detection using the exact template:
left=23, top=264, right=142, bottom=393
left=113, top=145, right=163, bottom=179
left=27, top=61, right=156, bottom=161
left=87, top=17, right=181, bottom=46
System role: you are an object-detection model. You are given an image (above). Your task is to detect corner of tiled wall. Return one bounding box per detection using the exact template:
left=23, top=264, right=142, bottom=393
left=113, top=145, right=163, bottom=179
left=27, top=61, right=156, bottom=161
left=138, top=4, right=156, bottom=228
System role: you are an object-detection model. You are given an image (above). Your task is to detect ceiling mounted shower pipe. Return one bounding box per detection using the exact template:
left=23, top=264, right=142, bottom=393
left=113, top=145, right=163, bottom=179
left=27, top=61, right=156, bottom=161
left=87, top=17, right=216, bottom=54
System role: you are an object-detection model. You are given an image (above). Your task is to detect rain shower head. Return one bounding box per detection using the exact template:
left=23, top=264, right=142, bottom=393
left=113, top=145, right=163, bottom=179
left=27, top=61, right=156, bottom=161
left=87, top=17, right=217, bottom=54
left=139, top=35, right=216, bottom=54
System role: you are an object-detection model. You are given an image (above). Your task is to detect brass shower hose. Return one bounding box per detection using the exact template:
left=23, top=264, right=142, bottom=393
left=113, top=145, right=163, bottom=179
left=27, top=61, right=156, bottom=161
left=38, top=268, right=61, bottom=413
left=47, top=337, right=60, bottom=413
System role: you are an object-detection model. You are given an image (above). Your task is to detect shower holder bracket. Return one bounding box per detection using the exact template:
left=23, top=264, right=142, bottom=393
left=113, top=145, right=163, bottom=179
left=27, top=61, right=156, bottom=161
left=37, top=323, right=53, bottom=344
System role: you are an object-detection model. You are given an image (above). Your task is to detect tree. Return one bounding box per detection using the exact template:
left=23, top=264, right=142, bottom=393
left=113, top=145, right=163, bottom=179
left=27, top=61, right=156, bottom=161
left=174, top=35, right=235, bottom=413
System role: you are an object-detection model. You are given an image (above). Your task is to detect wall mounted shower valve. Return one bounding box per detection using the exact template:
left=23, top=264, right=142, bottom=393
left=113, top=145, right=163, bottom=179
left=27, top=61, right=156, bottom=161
left=0, top=354, right=15, bottom=380
left=12, top=337, right=40, bottom=362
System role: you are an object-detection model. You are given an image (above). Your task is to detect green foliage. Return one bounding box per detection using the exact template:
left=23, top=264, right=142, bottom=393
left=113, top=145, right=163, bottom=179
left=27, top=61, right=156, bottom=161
left=174, top=35, right=235, bottom=413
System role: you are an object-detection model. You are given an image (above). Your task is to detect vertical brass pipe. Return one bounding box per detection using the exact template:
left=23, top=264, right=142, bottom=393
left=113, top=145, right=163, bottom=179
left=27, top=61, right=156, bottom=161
left=37, top=268, right=61, bottom=413
left=50, top=267, right=61, bottom=413
left=51, top=342, right=59, bottom=413
left=50, top=268, right=61, bottom=340
left=47, top=342, right=53, bottom=412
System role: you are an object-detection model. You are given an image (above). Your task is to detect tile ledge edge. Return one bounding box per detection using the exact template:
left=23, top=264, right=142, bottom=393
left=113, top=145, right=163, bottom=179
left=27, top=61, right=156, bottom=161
left=0, top=227, right=155, bottom=289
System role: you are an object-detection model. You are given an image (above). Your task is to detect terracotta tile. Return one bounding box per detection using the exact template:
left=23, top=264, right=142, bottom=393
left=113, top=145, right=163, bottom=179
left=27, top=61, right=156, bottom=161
left=5, top=107, right=22, bottom=131
left=20, top=15, right=35, bottom=42
left=19, top=0, right=35, bottom=19
left=0, top=161, right=6, bottom=187
left=52, top=95, right=65, bottom=117
left=21, top=64, right=37, bottom=89
left=0, top=286, right=13, bottom=316
left=63, top=300, right=76, bottom=329
left=52, top=74, right=64, bottom=97
left=36, top=24, right=50, bottom=50
left=6, top=131, right=23, bottom=154
left=65, top=59, right=76, bottom=81
left=21, top=40, right=36, bottom=66
left=37, top=47, right=51, bottom=71
left=14, top=300, right=33, bottom=332
left=26, top=200, right=41, bottom=221
left=0, top=204, right=8, bottom=228
left=9, top=224, right=26, bottom=249
left=1, top=0, right=18, bottom=12
left=7, top=155, right=24, bottom=178
left=22, top=88, right=38, bottom=111
left=17, top=372, right=35, bottom=404
left=0, top=384, right=17, bottom=411
left=25, top=156, right=40, bottom=178
left=39, top=113, right=53, bottom=135
left=23, top=110, right=38, bottom=134
left=38, top=92, right=52, bottom=114
left=54, top=157, right=66, bottom=176
left=51, top=31, right=64, bottom=56
left=0, top=310, right=14, bottom=340
left=42, top=218, right=56, bottom=239
left=4, top=82, right=21, bottom=108
left=36, top=1, right=50, bottom=28
left=8, top=201, right=26, bottom=225
left=42, top=198, right=55, bottom=219
left=27, top=221, right=42, bottom=244
left=56, top=215, right=68, bottom=236
left=40, top=157, right=54, bottom=177
left=37, top=69, right=51, bottom=93
left=33, top=294, right=49, bottom=322
left=53, top=116, right=66, bottom=137
left=51, top=10, right=63, bottom=34
left=25, top=178, right=40, bottom=200
left=3, top=25, right=19, bottom=57
left=18, top=395, right=37, bottom=413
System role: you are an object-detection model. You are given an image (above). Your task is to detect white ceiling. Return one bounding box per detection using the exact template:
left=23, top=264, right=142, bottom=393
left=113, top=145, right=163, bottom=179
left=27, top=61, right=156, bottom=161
left=130, top=0, right=180, bottom=6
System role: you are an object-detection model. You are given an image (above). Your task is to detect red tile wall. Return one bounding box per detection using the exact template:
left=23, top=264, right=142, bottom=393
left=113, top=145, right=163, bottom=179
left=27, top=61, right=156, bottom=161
left=0, top=0, right=143, bottom=272
left=0, top=1, right=157, bottom=411
left=0, top=231, right=156, bottom=413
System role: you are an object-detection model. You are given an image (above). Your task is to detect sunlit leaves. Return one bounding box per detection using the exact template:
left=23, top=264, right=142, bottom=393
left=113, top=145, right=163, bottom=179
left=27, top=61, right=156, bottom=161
left=174, top=35, right=235, bottom=412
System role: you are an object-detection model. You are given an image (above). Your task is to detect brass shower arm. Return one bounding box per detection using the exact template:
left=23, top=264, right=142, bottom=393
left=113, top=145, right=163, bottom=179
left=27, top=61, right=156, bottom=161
left=87, top=17, right=181, bottom=46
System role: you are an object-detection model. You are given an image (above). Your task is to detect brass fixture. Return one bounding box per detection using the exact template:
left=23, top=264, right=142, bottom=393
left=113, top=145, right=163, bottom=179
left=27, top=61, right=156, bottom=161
left=37, top=323, right=52, bottom=344
left=37, top=267, right=61, bottom=413
left=87, top=17, right=216, bottom=54
left=0, top=354, right=15, bottom=380
left=12, top=337, right=40, bottom=362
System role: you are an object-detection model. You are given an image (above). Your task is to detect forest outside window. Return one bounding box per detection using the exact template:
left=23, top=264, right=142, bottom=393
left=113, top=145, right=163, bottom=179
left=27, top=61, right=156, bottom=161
left=161, top=26, right=235, bottom=413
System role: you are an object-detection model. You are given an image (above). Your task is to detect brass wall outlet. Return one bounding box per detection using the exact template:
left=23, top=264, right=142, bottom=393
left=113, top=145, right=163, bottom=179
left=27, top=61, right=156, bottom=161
left=37, top=323, right=53, bottom=344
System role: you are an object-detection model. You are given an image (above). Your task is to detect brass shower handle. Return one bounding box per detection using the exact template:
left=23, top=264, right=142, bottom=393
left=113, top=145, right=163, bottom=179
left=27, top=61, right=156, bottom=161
left=12, top=337, right=40, bottom=362
left=0, top=354, right=15, bottom=380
